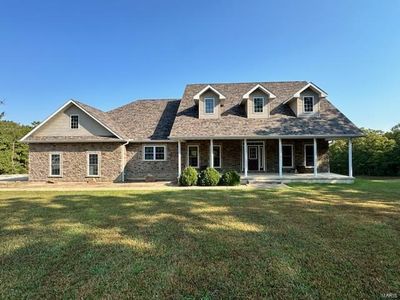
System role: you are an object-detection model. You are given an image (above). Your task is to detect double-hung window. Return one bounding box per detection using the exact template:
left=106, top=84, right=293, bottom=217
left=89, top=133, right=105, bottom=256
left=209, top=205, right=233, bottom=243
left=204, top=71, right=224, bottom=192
left=204, top=98, right=215, bottom=114
left=188, top=145, right=199, bottom=167
left=253, top=97, right=264, bottom=113
left=303, top=96, right=314, bottom=113
left=87, top=152, right=100, bottom=176
left=70, top=115, right=79, bottom=129
left=144, top=146, right=166, bottom=161
left=282, top=145, right=294, bottom=168
left=304, top=144, right=314, bottom=167
left=213, top=145, right=221, bottom=168
left=50, top=153, right=62, bottom=176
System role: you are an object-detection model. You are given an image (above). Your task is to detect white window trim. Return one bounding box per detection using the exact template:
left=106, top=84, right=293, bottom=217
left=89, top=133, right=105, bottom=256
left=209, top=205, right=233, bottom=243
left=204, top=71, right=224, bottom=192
left=87, top=151, right=101, bottom=177
left=304, top=144, right=314, bottom=167
left=187, top=145, right=200, bottom=168
left=253, top=97, right=265, bottom=113
left=204, top=97, right=215, bottom=114
left=70, top=114, right=79, bottom=129
left=303, top=96, right=314, bottom=113
left=213, top=145, right=222, bottom=168
left=282, top=144, right=294, bottom=168
left=49, top=152, right=63, bottom=177
left=142, top=145, right=167, bottom=161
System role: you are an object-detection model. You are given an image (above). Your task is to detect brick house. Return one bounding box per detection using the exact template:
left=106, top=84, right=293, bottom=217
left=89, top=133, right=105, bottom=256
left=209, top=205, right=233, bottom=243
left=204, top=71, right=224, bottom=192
left=21, top=81, right=362, bottom=183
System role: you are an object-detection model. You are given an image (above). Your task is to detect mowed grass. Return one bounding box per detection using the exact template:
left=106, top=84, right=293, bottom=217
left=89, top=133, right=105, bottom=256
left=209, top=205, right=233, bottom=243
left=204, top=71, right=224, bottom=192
left=0, top=179, right=399, bottom=299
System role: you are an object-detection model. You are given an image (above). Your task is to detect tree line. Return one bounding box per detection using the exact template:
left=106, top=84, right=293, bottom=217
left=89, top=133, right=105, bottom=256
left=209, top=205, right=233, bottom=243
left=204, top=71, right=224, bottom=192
left=329, top=125, right=400, bottom=176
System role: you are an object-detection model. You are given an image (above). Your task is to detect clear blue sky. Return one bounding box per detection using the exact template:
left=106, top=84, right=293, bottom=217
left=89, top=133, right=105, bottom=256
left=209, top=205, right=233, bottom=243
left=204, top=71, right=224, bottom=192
left=1, top=0, right=399, bottom=130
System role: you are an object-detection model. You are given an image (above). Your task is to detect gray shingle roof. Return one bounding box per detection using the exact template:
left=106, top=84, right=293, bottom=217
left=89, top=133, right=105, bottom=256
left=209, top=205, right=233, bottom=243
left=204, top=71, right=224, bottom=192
left=107, top=99, right=180, bottom=141
left=169, top=81, right=363, bottom=138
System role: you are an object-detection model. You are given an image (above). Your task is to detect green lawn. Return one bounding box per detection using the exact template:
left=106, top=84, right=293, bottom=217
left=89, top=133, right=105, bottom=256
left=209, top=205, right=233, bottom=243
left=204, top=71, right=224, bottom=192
left=1, top=179, right=399, bottom=299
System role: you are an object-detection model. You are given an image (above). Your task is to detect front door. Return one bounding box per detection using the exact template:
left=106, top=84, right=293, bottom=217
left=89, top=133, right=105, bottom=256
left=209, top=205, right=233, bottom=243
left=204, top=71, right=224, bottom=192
left=248, top=146, right=259, bottom=170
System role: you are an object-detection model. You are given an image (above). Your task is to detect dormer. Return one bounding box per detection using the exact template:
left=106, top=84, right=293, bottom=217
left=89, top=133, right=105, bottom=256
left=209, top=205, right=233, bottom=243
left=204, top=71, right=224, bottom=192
left=241, top=84, right=276, bottom=118
left=284, top=82, right=328, bottom=117
left=193, top=85, right=226, bottom=119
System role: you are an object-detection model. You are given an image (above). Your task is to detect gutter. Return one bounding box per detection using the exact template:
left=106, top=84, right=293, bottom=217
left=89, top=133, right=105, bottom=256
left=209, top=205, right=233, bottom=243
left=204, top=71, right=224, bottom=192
left=121, top=140, right=130, bottom=182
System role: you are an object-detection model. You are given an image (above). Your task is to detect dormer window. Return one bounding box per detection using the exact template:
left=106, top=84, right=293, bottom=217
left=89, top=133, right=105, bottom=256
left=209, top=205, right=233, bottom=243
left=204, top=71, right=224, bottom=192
left=303, top=96, right=314, bottom=113
left=204, top=98, right=215, bottom=114
left=253, top=97, right=264, bottom=113
left=70, top=115, right=79, bottom=129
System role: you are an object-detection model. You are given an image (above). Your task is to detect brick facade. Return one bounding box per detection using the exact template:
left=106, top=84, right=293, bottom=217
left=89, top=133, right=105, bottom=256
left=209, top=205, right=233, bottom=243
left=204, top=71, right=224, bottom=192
left=29, top=143, right=123, bottom=182
left=124, top=143, right=178, bottom=180
left=28, top=139, right=329, bottom=182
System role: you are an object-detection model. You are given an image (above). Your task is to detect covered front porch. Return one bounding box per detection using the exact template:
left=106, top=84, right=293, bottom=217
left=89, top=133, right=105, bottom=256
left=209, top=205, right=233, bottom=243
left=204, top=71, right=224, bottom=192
left=242, top=172, right=353, bottom=184
left=176, top=137, right=354, bottom=183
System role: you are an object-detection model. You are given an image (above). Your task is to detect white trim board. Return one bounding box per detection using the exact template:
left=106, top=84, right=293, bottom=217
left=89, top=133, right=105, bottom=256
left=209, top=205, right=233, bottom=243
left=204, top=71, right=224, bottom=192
left=193, top=85, right=226, bottom=101
left=243, top=84, right=276, bottom=99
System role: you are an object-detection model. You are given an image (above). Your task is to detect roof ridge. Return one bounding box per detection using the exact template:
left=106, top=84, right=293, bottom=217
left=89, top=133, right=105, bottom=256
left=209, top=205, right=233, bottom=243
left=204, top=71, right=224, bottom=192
left=107, top=99, right=180, bottom=113
left=185, top=80, right=308, bottom=86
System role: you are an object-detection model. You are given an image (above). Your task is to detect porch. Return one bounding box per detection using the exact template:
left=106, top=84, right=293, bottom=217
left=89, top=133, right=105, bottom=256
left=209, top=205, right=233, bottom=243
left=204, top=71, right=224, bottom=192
left=176, top=137, right=354, bottom=183
left=242, top=172, right=354, bottom=184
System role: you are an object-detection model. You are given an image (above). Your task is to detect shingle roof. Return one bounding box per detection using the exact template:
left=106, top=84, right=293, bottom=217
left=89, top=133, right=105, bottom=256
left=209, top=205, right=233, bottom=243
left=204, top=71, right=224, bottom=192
left=107, top=99, right=180, bottom=141
left=73, top=100, right=128, bottom=140
left=169, top=81, right=363, bottom=138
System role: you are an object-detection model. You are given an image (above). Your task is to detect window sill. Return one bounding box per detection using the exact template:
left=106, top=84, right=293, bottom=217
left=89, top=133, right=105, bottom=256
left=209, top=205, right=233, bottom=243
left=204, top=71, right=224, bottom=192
left=86, top=175, right=101, bottom=178
left=48, top=175, right=62, bottom=178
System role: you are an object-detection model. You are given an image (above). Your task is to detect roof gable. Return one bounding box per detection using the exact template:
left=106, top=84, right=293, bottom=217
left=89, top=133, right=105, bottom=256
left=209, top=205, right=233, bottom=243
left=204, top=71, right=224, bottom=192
left=20, top=100, right=124, bottom=142
left=242, top=84, right=276, bottom=99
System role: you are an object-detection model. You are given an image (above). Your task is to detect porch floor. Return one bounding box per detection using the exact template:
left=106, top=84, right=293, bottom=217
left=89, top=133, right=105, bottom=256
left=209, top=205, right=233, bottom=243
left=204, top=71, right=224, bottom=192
left=242, top=172, right=354, bottom=184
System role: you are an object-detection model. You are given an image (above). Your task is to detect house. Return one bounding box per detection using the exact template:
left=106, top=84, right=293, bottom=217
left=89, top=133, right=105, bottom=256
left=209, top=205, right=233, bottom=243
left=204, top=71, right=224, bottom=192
left=20, top=81, right=362, bottom=183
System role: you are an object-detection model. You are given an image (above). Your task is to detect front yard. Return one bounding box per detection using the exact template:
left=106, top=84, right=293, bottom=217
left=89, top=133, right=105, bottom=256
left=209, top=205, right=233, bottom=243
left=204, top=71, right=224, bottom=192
left=0, top=179, right=399, bottom=298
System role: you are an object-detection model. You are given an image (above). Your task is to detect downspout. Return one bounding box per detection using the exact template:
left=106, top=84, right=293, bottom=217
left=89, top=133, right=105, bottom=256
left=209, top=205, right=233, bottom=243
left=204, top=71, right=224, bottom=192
left=121, top=140, right=130, bottom=182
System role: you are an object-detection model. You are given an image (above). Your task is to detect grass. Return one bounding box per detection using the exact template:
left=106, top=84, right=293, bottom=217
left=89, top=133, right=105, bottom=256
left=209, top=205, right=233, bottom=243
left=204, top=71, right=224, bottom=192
left=0, top=179, right=399, bottom=299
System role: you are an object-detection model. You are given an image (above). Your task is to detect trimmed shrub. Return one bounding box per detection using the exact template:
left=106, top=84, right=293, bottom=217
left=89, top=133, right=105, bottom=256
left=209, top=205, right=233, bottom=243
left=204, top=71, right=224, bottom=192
left=198, top=167, right=221, bottom=186
left=220, top=170, right=241, bottom=186
left=179, top=167, right=198, bottom=186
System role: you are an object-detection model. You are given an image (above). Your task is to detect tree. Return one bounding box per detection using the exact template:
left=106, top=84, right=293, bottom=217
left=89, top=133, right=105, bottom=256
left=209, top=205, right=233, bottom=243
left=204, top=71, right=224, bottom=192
left=330, top=127, right=399, bottom=176
left=0, top=100, right=4, bottom=120
left=0, top=120, right=32, bottom=174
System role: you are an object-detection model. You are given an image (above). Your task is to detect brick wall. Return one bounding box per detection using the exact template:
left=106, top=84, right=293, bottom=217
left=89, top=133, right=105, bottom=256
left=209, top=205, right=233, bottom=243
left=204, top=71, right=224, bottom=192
left=29, top=143, right=123, bottom=182
left=124, top=143, right=178, bottom=180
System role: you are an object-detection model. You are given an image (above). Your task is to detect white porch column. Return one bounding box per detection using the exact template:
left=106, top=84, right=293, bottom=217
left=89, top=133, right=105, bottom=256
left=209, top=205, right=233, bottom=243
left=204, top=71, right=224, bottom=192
left=313, top=138, right=318, bottom=177
left=209, top=139, right=214, bottom=168
left=244, top=139, right=248, bottom=177
left=348, top=138, right=353, bottom=177
left=278, top=138, right=283, bottom=178
left=177, top=140, right=182, bottom=178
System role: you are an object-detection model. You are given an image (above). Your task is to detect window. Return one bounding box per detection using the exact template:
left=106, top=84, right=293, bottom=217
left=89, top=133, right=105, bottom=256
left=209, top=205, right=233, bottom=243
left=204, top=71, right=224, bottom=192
left=248, top=146, right=258, bottom=159
left=188, top=145, right=199, bottom=167
left=204, top=98, right=215, bottom=114
left=303, top=96, right=314, bottom=113
left=213, top=145, right=221, bottom=168
left=50, top=153, right=61, bottom=176
left=253, top=97, right=264, bottom=113
left=143, top=146, right=166, bottom=161
left=282, top=145, right=293, bottom=168
left=304, top=144, right=314, bottom=167
left=70, top=115, right=79, bottom=129
left=87, top=153, right=100, bottom=176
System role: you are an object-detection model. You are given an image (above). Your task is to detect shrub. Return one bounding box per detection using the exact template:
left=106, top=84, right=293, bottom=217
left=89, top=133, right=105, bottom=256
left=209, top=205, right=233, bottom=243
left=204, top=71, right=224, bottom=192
left=179, top=167, right=198, bottom=186
left=198, top=167, right=220, bottom=186
left=220, top=170, right=241, bottom=186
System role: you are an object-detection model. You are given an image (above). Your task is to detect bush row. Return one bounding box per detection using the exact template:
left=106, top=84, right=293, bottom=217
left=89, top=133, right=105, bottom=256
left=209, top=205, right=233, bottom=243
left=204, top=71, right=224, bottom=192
left=179, top=167, right=240, bottom=186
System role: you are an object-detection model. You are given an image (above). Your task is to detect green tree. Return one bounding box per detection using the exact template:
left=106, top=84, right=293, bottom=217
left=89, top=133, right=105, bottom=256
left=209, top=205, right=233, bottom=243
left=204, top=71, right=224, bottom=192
left=330, top=128, right=398, bottom=176
left=0, top=121, right=32, bottom=174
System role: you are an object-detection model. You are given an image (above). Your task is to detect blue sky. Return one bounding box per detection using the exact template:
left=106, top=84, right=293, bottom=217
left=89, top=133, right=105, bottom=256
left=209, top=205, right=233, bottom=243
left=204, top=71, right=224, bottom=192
left=1, top=0, right=399, bottom=130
